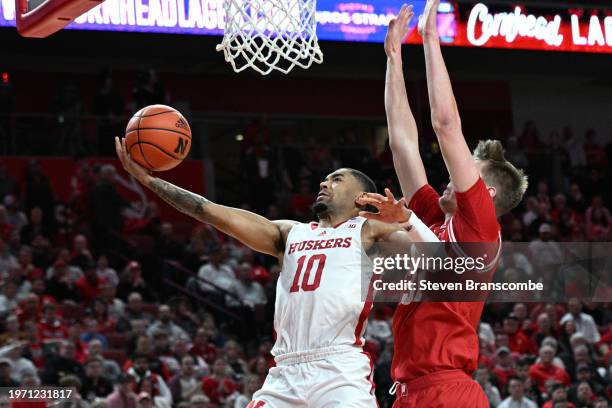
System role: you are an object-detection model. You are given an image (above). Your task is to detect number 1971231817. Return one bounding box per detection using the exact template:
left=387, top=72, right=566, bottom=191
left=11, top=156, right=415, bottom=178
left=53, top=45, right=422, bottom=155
left=6, top=388, right=74, bottom=400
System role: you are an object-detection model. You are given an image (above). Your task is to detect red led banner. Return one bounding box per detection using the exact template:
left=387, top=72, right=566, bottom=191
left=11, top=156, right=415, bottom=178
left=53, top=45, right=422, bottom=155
left=405, top=2, right=612, bottom=54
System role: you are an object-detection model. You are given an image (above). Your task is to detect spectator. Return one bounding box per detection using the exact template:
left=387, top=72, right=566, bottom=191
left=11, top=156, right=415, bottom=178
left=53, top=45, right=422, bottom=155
left=48, top=248, right=85, bottom=281
left=75, top=264, right=105, bottom=304
left=124, top=336, right=169, bottom=381
left=3, top=195, right=27, bottom=231
left=493, top=346, right=516, bottom=391
left=41, top=341, right=85, bottom=385
left=190, top=328, right=217, bottom=366
left=225, top=262, right=266, bottom=309
left=88, top=338, right=121, bottom=381
left=0, top=237, right=17, bottom=272
left=0, top=281, right=19, bottom=314
left=172, top=298, right=200, bottom=338
left=201, top=358, right=236, bottom=407
left=528, top=345, right=571, bottom=391
left=560, top=298, right=601, bottom=344
left=20, top=207, right=51, bottom=244
left=0, top=358, right=18, bottom=387
left=146, top=305, right=189, bottom=343
left=106, top=373, right=137, bottom=408
left=82, top=356, right=115, bottom=402
left=542, top=383, right=575, bottom=408
left=168, top=355, right=202, bottom=405
left=0, top=315, right=22, bottom=345
left=232, top=375, right=261, bottom=408
left=569, top=363, right=604, bottom=401
left=197, top=249, right=237, bottom=295
left=188, top=394, right=210, bottom=408
left=126, top=354, right=172, bottom=405
left=71, top=235, right=94, bottom=272
left=504, top=314, right=534, bottom=355
left=98, top=282, right=124, bottom=319
left=68, top=321, right=90, bottom=364
left=45, top=260, right=81, bottom=302
left=535, top=313, right=557, bottom=347
left=37, top=302, right=68, bottom=341
left=529, top=224, right=562, bottom=266
left=475, top=366, right=501, bottom=407
left=17, top=246, right=42, bottom=281
left=223, top=340, right=249, bottom=383
left=117, top=292, right=152, bottom=333
left=585, top=196, right=611, bottom=241
left=567, top=183, right=588, bottom=214
left=96, top=255, right=119, bottom=288
left=0, top=341, right=35, bottom=383
left=155, top=223, right=183, bottom=261
left=81, top=318, right=109, bottom=349
left=537, top=337, right=566, bottom=370
left=499, top=377, right=538, bottom=408
left=21, top=321, right=44, bottom=369
left=573, top=381, right=596, bottom=407
left=118, top=262, right=152, bottom=301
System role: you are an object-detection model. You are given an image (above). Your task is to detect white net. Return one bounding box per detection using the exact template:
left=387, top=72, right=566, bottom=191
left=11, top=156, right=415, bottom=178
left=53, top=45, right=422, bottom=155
left=216, top=0, right=324, bottom=75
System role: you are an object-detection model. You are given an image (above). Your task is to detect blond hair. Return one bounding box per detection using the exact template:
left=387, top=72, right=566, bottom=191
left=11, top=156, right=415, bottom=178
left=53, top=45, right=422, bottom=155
left=473, top=140, right=528, bottom=215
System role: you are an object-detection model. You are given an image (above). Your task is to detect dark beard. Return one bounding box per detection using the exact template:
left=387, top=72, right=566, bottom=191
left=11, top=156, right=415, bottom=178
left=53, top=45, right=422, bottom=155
left=312, top=201, right=329, bottom=219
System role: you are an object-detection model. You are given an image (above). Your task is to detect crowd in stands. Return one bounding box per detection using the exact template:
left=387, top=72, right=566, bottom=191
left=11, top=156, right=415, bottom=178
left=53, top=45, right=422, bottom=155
left=0, top=118, right=610, bottom=408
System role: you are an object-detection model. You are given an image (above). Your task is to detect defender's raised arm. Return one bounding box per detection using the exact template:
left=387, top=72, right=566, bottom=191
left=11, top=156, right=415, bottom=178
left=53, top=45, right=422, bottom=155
left=115, top=137, right=295, bottom=258
left=419, top=0, right=480, bottom=192
left=385, top=4, right=428, bottom=201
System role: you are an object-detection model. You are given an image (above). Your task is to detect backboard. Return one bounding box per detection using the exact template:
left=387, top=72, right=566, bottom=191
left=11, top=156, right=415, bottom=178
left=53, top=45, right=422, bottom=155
left=16, top=0, right=104, bottom=37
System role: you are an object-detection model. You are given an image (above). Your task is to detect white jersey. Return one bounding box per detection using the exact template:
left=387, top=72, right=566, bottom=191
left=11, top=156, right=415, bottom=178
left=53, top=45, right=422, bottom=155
left=271, top=216, right=373, bottom=357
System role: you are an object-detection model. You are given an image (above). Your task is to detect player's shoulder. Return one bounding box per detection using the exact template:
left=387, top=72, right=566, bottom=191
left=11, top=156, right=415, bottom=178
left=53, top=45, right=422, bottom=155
left=272, top=219, right=300, bottom=232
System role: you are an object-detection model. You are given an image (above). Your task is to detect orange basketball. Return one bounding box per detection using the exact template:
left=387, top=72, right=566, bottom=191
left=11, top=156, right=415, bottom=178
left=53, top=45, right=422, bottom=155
left=125, top=104, right=192, bottom=171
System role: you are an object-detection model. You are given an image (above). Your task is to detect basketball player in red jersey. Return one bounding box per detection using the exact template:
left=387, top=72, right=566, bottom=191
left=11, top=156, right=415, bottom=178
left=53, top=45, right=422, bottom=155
left=358, top=2, right=528, bottom=407
left=115, top=137, right=439, bottom=407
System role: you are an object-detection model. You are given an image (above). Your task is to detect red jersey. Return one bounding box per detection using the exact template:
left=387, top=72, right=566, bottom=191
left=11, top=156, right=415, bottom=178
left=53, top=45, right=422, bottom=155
left=391, top=179, right=501, bottom=382
left=201, top=376, right=236, bottom=405
left=528, top=363, right=571, bottom=391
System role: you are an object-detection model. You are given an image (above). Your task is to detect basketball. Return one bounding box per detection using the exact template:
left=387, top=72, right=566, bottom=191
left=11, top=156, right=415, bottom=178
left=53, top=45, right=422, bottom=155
left=125, top=104, right=192, bottom=172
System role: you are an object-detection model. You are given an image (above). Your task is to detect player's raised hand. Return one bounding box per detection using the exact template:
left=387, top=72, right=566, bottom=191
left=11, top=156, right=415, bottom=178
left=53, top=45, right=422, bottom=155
left=115, top=136, right=151, bottom=183
left=418, top=0, right=440, bottom=38
left=384, top=4, right=414, bottom=59
left=356, top=188, right=411, bottom=223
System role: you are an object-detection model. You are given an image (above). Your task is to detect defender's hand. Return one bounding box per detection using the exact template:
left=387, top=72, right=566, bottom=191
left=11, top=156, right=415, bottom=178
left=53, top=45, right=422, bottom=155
left=115, top=136, right=151, bottom=184
left=384, top=4, right=414, bottom=59
left=356, top=188, right=411, bottom=223
left=418, top=0, right=440, bottom=38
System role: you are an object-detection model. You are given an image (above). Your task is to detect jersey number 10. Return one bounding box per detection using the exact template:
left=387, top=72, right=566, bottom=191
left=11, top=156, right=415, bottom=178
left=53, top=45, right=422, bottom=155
left=289, top=254, right=327, bottom=292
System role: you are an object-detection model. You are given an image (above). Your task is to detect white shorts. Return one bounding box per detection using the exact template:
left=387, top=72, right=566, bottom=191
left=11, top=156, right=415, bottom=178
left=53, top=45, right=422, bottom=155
left=249, top=346, right=377, bottom=408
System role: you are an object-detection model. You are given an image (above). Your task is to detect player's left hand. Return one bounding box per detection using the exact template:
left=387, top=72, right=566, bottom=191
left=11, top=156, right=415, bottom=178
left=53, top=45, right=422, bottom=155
left=356, top=188, right=411, bottom=223
left=417, top=0, right=440, bottom=38
left=115, top=136, right=152, bottom=183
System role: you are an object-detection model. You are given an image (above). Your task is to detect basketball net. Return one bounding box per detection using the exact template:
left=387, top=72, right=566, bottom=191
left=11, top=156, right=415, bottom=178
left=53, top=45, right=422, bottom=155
left=216, top=0, right=324, bottom=75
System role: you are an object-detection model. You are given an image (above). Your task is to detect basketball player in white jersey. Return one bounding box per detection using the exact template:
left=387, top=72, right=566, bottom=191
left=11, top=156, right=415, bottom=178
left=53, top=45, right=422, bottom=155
left=115, top=137, right=438, bottom=407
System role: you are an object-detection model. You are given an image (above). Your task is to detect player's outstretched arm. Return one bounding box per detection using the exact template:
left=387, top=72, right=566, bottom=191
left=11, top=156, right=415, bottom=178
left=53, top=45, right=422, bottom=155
left=358, top=189, right=438, bottom=245
left=384, top=4, right=428, bottom=200
left=115, top=137, right=295, bottom=258
left=419, top=0, right=479, bottom=192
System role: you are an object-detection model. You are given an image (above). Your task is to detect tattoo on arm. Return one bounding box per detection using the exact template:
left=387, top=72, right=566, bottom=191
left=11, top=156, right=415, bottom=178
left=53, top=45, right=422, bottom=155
left=148, top=178, right=209, bottom=221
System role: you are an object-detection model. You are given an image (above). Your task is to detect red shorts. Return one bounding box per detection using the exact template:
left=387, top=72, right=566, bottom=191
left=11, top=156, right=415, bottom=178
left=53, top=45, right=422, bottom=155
left=392, top=370, right=488, bottom=408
